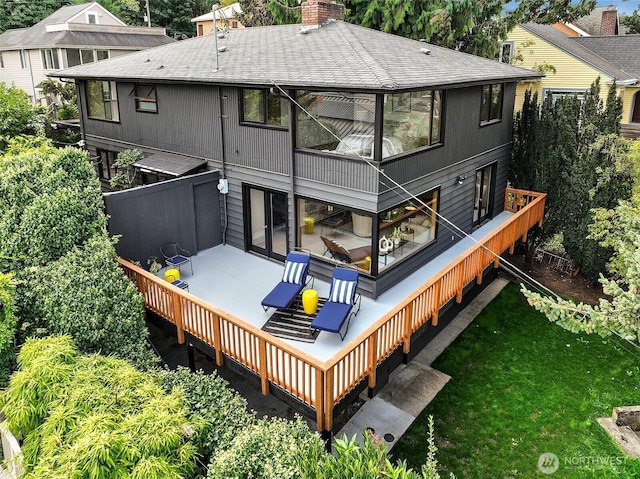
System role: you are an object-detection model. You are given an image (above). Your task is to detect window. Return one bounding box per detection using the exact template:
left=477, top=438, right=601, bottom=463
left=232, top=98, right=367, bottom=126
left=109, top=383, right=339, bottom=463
left=498, top=42, right=513, bottom=64
left=543, top=88, right=586, bottom=103
left=67, top=49, right=110, bottom=67
left=134, top=85, right=157, bottom=113
left=96, top=149, right=117, bottom=180
left=296, top=189, right=438, bottom=275
left=87, top=12, right=98, bottom=24
left=377, top=189, right=438, bottom=271
left=480, top=83, right=503, bottom=125
left=241, top=88, right=289, bottom=127
left=231, top=20, right=238, bottom=28
left=382, top=89, right=442, bottom=156
left=19, top=50, right=28, bottom=69
left=0, top=52, right=3, bottom=68
left=41, top=49, right=59, bottom=70
left=87, top=80, right=119, bottom=121
left=296, top=91, right=376, bottom=157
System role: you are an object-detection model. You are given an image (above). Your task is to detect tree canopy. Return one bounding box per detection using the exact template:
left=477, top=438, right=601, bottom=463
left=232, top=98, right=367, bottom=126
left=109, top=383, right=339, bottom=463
left=621, top=7, right=640, bottom=34
left=345, top=0, right=596, bottom=57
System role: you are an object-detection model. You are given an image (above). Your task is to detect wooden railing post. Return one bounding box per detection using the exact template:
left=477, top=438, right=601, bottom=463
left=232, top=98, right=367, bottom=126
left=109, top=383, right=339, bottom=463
left=172, top=291, right=185, bottom=344
left=403, top=302, right=414, bottom=355
left=432, top=282, right=441, bottom=326
left=456, top=262, right=465, bottom=303
left=212, top=313, right=224, bottom=366
left=368, top=333, right=378, bottom=389
left=315, top=368, right=325, bottom=431
left=323, top=367, right=334, bottom=433
left=258, top=337, right=269, bottom=395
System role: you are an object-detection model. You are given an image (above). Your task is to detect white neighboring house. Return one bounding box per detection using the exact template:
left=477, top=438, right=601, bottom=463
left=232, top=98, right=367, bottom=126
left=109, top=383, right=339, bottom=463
left=191, top=3, right=244, bottom=37
left=0, top=2, right=174, bottom=105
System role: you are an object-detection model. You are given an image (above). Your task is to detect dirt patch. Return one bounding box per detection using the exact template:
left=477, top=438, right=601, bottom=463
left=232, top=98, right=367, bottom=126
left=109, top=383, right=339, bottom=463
left=504, top=253, right=606, bottom=305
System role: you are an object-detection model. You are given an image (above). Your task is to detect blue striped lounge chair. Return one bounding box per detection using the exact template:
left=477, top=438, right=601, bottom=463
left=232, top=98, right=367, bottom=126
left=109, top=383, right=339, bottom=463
left=310, top=266, right=361, bottom=340
left=261, top=252, right=312, bottom=311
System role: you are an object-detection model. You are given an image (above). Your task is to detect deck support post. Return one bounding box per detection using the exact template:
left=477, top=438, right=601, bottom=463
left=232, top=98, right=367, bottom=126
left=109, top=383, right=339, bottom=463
left=187, top=342, right=195, bottom=371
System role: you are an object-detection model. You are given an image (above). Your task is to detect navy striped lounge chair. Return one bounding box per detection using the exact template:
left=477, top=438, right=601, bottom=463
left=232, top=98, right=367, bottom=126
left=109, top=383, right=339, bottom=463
left=310, top=266, right=361, bottom=340
left=261, top=252, right=312, bottom=311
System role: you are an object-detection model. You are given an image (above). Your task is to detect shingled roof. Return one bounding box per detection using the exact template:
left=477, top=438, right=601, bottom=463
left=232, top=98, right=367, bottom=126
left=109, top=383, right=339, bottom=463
left=0, top=2, right=174, bottom=51
left=519, top=23, right=634, bottom=82
left=573, top=35, right=640, bottom=80
left=53, top=21, right=541, bottom=91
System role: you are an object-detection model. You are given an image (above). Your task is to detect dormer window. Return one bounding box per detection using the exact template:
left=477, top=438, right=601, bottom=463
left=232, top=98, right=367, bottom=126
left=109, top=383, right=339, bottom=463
left=87, top=12, right=98, bottom=24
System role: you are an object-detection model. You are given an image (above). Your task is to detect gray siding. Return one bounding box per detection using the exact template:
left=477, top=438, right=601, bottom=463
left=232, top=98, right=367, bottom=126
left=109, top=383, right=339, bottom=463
left=84, top=78, right=518, bottom=298
left=80, top=81, right=222, bottom=160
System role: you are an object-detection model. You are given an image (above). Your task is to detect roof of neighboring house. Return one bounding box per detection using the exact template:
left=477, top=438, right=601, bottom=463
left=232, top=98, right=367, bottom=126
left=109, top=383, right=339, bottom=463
left=191, top=3, right=242, bottom=22
left=0, top=2, right=175, bottom=51
left=519, top=23, right=634, bottom=82
left=573, top=35, right=640, bottom=80
left=53, top=21, right=540, bottom=90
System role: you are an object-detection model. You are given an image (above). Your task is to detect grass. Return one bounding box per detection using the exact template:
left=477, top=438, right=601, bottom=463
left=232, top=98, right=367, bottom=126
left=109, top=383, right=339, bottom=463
left=393, top=282, right=640, bottom=479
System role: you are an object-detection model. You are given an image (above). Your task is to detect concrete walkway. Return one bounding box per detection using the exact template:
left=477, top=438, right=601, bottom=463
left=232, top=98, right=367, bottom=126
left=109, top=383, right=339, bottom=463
left=336, top=277, right=510, bottom=449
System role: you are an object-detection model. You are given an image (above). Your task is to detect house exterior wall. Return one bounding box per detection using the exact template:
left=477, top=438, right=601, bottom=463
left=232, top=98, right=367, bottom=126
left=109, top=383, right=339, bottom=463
left=0, top=50, right=40, bottom=101
left=508, top=25, right=616, bottom=111
left=80, top=79, right=517, bottom=297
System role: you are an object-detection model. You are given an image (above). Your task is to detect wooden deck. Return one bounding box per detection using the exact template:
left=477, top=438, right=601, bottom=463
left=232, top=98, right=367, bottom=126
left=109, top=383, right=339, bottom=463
left=120, top=188, right=546, bottom=435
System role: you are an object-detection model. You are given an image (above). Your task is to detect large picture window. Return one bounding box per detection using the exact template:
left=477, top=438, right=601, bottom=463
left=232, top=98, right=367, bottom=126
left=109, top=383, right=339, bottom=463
left=296, top=189, right=438, bottom=275
left=296, top=91, right=380, bottom=158
left=87, top=80, right=119, bottom=121
left=480, top=83, right=503, bottom=125
left=382, top=89, right=442, bottom=155
left=241, top=88, right=289, bottom=127
left=134, top=85, right=157, bottom=113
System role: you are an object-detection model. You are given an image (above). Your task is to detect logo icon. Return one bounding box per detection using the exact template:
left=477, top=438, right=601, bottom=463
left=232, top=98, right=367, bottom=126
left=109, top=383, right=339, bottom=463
left=538, top=452, right=559, bottom=474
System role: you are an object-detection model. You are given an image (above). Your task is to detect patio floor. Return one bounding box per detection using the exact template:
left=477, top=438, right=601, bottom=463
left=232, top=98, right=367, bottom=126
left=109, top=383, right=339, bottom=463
left=169, top=211, right=514, bottom=363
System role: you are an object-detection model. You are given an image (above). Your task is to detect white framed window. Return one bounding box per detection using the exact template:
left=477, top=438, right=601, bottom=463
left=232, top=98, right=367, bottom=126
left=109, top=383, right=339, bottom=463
left=19, top=50, right=28, bottom=69
left=86, top=12, right=98, bottom=24
left=498, top=42, right=513, bottom=64
left=542, top=88, right=587, bottom=103
left=0, top=52, right=4, bottom=68
left=40, top=49, right=59, bottom=70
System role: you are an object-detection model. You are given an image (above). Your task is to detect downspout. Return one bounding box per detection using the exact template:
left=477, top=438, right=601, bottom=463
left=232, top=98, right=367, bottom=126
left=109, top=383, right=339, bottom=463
left=218, top=85, right=228, bottom=245
left=25, top=49, right=37, bottom=103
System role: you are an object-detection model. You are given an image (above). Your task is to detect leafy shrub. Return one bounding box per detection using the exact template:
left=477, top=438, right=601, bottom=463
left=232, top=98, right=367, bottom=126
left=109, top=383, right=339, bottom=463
left=298, top=418, right=445, bottom=479
left=0, top=336, right=198, bottom=479
left=0, top=83, right=46, bottom=153
left=159, top=367, right=254, bottom=468
left=0, top=146, right=104, bottom=269
left=0, top=272, right=17, bottom=386
left=24, top=234, right=158, bottom=370
left=207, top=416, right=323, bottom=479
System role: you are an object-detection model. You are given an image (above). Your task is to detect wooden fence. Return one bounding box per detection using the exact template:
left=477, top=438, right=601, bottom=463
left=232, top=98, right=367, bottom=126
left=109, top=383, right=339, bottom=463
left=119, top=188, right=546, bottom=434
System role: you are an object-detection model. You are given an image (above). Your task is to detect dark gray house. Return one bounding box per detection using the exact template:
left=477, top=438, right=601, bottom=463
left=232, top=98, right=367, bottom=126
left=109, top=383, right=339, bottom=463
left=54, top=0, right=540, bottom=298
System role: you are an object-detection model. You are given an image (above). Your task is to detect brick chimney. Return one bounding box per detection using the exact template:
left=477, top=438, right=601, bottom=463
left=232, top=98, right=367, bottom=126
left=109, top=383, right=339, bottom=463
left=301, top=0, right=345, bottom=27
left=600, top=7, right=619, bottom=36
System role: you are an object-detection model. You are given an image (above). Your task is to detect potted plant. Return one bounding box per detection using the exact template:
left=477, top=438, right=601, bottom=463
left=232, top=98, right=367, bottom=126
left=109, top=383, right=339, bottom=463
left=391, top=227, right=402, bottom=246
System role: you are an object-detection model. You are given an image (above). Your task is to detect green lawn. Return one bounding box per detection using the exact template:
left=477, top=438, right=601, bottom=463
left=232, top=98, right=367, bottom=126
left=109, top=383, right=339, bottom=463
left=393, top=282, right=640, bottom=478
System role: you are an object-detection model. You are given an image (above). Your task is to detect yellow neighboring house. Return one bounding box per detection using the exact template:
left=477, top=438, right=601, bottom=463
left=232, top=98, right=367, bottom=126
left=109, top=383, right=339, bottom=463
left=505, top=23, right=640, bottom=137
left=191, top=3, right=243, bottom=36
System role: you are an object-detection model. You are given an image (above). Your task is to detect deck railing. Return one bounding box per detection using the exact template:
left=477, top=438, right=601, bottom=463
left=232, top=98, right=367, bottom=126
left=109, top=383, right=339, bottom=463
left=119, top=187, right=546, bottom=434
